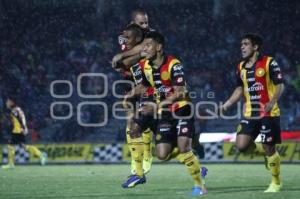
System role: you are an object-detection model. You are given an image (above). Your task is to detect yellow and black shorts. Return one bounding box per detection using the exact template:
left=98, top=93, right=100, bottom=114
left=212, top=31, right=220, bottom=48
left=155, top=104, right=195, bottom=146
left=9, top=133, right=26, bottom=145
left=237, top=116, right=281, bottom=144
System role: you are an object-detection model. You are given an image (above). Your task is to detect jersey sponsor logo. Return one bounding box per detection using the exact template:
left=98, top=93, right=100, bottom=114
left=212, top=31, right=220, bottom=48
left=256, top=68, right=265, bottom=77
left=247, top=82, right=264, bottom=92
left=277, top=73, right=283, bottom=79
left=270, top=60, right=278, bottom=67
left=250, top=94, right=261, bottom=100
left=154, top=80, right=162, bottom=84
left=173, top=72, right=184, bottom=76
left=132, top=69, right=142, bottom=77
left=157, top=86, right=172, bottom=93
left=247, top=77, right=255, bottom=82
left=272, top=67, right=281, bottom=72
left=173, top=63, right=183, bottom=71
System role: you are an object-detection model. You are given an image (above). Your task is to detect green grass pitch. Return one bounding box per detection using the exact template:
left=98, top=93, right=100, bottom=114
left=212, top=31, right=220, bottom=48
left=0, top=164, right=299, bottom=199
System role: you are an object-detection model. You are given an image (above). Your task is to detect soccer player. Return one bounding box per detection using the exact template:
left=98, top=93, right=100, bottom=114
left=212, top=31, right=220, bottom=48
left=2, top=97, right=47, bottom=169
left=113, top=13, right=154, bottom=176
left=112, top=10, right=152, bottom=68
left=123, top=32, right=207, bottom=196
left=221, top=34, right=284, bottom=192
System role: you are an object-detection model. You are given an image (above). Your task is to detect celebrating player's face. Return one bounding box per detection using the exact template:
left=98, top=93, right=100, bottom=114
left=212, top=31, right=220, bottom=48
left=142, top=38, right=158, bottom=60
left=133, top=14, right=149, bottom=30
left=124, top=30, right=137, bottom=50
left=241, top=39, right=256, bottom=59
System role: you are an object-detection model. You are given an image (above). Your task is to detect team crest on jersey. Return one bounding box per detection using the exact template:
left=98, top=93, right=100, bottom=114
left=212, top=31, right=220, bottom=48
left=256, top=68, right=265, bottom=77
left=161, top=71, right=170, bottom=80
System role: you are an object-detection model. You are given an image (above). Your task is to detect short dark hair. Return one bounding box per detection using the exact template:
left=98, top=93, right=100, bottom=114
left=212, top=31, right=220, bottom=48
left=124, top=24, right=144, bottom=43
left=144, top=31, right=165, bottom=47
left=242, top=34, right=263, bottom=50
left=6, top=95, right=16, bottom=104
left=131, top=9, right=147, bottom=21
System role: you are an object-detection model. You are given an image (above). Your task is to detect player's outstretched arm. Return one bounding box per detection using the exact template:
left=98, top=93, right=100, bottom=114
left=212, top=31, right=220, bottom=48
left=122, top=54, right=142, bottom=67
left=221, top=86, right=243, bottom=111
left=112, top=43, right=145, bottom=67
left=264, top=83, right=285, bottom=112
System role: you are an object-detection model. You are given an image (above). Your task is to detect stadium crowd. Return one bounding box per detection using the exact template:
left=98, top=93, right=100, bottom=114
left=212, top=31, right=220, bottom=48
left=0, top=0, right=299, bottom=143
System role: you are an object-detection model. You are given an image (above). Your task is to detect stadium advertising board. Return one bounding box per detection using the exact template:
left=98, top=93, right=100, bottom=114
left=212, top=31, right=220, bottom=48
left=223, top=142, right=300, bottom=161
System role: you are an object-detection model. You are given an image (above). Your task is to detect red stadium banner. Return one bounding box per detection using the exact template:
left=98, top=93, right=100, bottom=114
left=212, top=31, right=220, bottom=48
left=281, top=131, right=300, bottom=141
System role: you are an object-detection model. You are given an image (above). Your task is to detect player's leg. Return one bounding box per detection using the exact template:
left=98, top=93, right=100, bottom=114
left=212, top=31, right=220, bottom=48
left=2, top=134, right=18, bottom=169
left=23, top=144, right=47, bottom=165
left=235, top=119, right=264, bottom=155
left=17, top=132, right=47, bottom=165
left=141, top=128, right=153, bottom=174
left=154, top=115, right=177, bottom=161
left=156, top=143, right=173, bottom=160
left=2, top=144, right=15, bottom=169
left=177, top=136, right=207, bottom=196
left=125, top=111, right=136, bottom=174
left=122, top=122, right=145, bottom=188
left=262, top=117, right=282, bottom=193
left=174, top=106, right=207, bottom=196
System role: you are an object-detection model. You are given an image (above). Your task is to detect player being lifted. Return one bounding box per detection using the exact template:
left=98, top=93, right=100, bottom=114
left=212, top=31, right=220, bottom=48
left=221, top=34, right=284, bottom=192
left=112, top=10, right=154, bottom=175
left=2, top=97, right=47, bottom=169
left=122, top=32, right=207, bottom=196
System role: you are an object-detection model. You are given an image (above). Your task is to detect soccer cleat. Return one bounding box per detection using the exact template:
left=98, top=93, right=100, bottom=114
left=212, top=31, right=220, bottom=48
left=2, top=164, right=15, bottom=169
left=201, top=167, right=208, bottom=185
left=190, top=186, right=207, bottom=196
left=121, top=174, right=146, bottom=188
left=143, top=156, right=153, bottom=174
left=264, top=183, right=282, bottom=193
left=40, top=152, right=47, bottom=166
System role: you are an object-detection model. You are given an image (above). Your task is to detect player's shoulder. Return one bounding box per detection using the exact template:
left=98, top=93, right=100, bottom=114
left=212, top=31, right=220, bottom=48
left=166, top=55, right=182, bottom=71
left=166, top=55, right=180, bottom=65
left=259, top=55, right=279, bottom=68
left=264, top=55, right=278, bottom=67
left=12, top=106, right=23, bottom=115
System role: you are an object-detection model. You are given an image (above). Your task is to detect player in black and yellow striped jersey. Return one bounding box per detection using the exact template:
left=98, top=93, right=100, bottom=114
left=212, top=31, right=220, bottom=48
left=221, top=34, right=284, bottom=192
left=123, top=32, right=207, bottom=196
left=2, top=97, right=47, bottom=169
left=112, top=14, right=155, bottom=178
